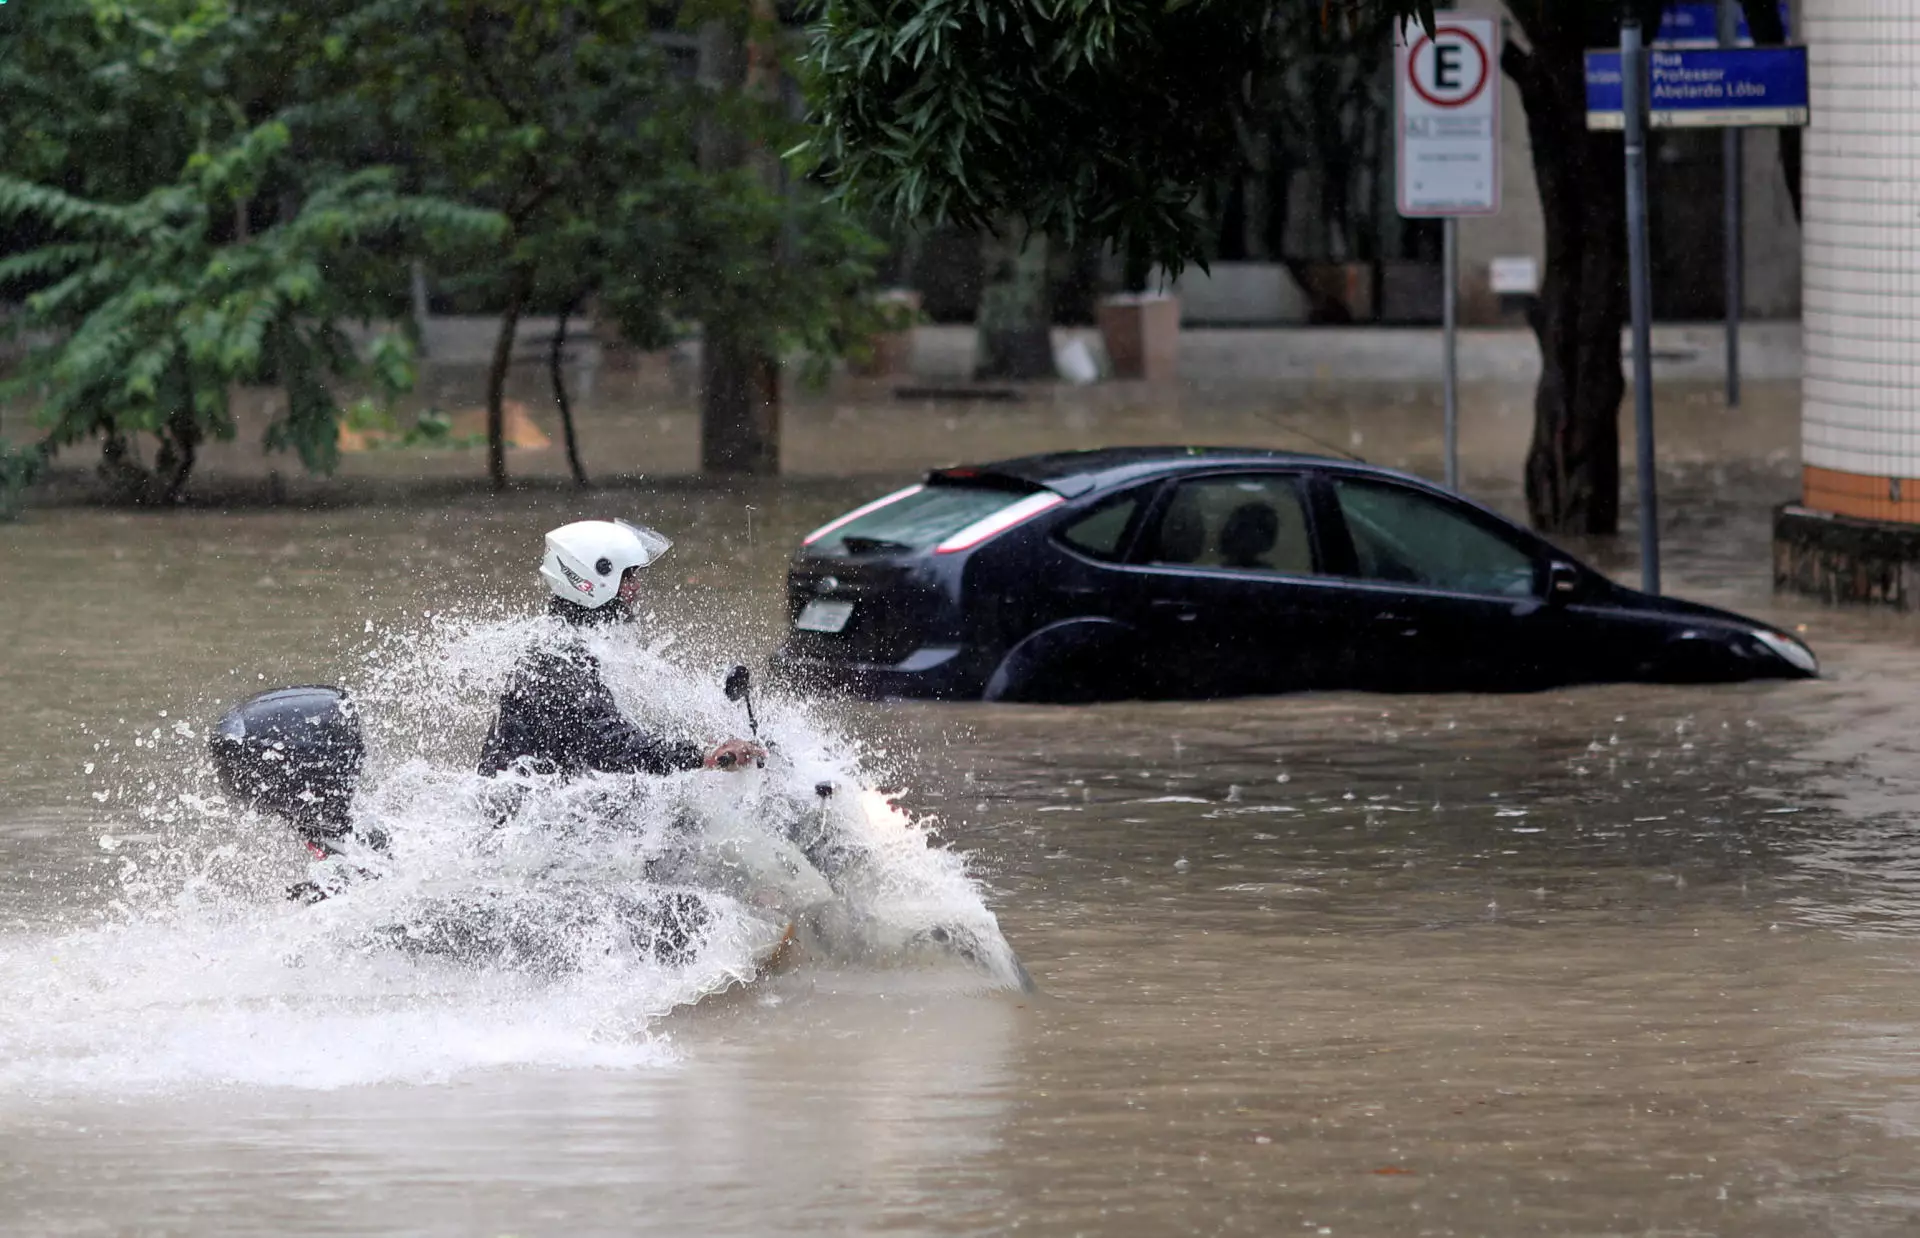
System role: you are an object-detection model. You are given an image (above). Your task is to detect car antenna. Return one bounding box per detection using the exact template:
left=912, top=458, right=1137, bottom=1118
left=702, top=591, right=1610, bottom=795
left=1251, top=409, right=1368, bottom=464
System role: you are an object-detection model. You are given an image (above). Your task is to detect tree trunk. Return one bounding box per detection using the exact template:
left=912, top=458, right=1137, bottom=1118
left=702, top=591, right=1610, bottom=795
left=696, top=15, right=782, bottom=475
left=1502, top=3, right=1669, bottom=536
left=486, top=265, right=532, bottom=491
left=700, top=328, right=781, bottom=473
left=156, top=401, right=200, bottom=506
left=97, top=430, right=152, bottom=505
left=550, top=295, right=589, bottom=487
left=975, top=225, right=1055, bottom=381
left=1509, top=43, right=1625, bottom=535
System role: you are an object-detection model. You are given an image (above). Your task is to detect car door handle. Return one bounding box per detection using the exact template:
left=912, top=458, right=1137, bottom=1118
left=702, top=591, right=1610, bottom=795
left=1372, top=612, right=1420, bottom=636
left=1151, top=599, right=1199, bottom=622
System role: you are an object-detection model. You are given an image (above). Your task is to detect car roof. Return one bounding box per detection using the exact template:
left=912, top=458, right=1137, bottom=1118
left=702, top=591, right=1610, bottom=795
left=931, top=446, right=1409, bottom=498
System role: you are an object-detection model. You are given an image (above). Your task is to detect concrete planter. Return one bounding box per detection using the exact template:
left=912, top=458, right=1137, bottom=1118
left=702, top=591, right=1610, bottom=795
left=1774, top=503, right=1920, bottom=611
left=1163, top=263, right=1311, bottom=325
left=1299, top=262, right=1377, bottom=324
left=1097, top=293, right=1181, bottom=381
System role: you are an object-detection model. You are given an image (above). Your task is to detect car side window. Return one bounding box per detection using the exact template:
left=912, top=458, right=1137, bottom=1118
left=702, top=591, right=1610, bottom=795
left=1058, top=491, right=1147, bottom=561
left=1331, top=477, right=1537, bottom=597
left=1142, top=475, right=1315, bottom=575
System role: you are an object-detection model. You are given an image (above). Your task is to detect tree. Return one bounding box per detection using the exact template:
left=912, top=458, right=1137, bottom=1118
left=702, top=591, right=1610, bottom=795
left=0, top=0, right=890, bottom=509
left=805, top=0, right=1791, bottom=536
left=294, top=0, right=687, bottom=490
left=0, top=125, right=500, bottom=502
left=1501, top=1, right=1665, bottom=534
left=974, top=224, right=1055, bottom=381
left=524, top=162, right=892, bottom=485
left=0, top=0, right=501, bottom=505
left=313, top=0, right=888, bottom=486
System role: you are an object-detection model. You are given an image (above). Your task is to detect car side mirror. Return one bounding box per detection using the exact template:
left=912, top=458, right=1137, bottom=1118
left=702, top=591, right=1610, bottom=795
left=1546, top=561, right=1582, bottom=604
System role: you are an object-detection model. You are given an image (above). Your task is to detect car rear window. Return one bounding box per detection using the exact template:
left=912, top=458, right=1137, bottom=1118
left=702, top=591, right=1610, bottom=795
left=805, top=483, right=1039, bottom=557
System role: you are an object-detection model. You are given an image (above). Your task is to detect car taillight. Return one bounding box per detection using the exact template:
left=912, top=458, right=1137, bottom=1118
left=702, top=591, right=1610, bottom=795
left=802, top=484, right=926, bottom=545
left=934, top=492, right=1065, bottom=554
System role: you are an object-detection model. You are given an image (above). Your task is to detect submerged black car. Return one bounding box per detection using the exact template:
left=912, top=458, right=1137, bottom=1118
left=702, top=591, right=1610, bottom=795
left=771, top=447, right=1818, bottom=702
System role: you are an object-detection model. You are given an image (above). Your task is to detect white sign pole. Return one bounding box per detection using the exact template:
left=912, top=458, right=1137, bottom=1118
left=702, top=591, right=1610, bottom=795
left=1396, top=14, right=1501, bottom=494
left=1443, top=216, right=1459, bottom=490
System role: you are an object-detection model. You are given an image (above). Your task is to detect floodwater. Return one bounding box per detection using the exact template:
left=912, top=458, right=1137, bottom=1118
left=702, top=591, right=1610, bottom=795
left=6, top=377, right=1920, bottom=1235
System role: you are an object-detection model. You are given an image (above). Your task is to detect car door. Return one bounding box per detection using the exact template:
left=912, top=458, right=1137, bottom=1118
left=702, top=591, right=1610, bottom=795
left=1317, top=473, right=1560, bottom=692
left=973, top=482, right=1164, bottom=698
left=1102, top=471, right=1352, bottom=698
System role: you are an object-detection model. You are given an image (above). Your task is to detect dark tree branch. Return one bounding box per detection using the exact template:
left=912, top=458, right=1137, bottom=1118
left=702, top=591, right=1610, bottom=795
left=485, top=262, right=533, bottom=491
left=550, top=289, right=590, bottom=488
left=456, top=13, right=533, bottom=130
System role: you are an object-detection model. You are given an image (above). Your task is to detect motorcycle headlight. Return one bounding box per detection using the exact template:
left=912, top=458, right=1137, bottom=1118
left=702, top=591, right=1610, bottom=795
left=1752, top=629, right=1818, bottom=675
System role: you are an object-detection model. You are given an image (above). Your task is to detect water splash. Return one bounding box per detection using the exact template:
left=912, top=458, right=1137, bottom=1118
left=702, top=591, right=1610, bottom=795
left=0, top=612, right=1026, bottom=1095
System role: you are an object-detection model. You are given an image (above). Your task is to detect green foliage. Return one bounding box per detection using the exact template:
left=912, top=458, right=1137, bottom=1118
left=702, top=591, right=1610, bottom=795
left=0, top=0, right=231, bottom=202
left=305, top=0, right=893, bottom=479
left=802, top=1, right=1433, bottom=278
left=343, top=401, right=487, bottom=450
left=592, top=166, right=894, bottom=383
left=0, top=440, right=45, bottom=520
left=395, top=408, right=486, bottom=450
left=0, top=122, right=502, bottom=500
left=0, top=0, right=898, bottom=495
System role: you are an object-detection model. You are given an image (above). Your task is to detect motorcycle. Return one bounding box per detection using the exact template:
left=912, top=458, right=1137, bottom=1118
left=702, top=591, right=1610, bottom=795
left=206, top=669, right=1034, bottom=995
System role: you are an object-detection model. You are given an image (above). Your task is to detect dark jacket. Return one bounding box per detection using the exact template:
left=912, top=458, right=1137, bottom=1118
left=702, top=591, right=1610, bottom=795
left=478, top=643, right=705, bottom=778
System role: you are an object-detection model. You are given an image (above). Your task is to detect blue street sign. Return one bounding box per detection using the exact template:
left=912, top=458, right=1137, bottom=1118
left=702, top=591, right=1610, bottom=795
left=1586, top=45, right=1808, bottom=130
left=1654, top=2, right=1790, bottom=48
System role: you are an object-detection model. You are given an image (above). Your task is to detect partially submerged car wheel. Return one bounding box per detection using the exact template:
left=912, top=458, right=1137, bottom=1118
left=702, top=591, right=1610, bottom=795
left=983, top=619, right=1142, bottom=704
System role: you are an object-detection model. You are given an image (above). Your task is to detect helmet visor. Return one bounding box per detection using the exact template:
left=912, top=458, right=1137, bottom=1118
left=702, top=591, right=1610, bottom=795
left=615, top=520, right=673, bottom=567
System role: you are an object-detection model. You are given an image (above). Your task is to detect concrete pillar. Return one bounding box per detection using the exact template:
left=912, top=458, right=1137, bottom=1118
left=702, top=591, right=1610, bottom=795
left=1775, top=0, right=1920, bottom=607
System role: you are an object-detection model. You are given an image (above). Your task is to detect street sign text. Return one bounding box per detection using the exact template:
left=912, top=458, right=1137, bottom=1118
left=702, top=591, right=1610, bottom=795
left=1395, top=16, right=1502, bottom=216
left=1586, top=45, right=1809, bottom=130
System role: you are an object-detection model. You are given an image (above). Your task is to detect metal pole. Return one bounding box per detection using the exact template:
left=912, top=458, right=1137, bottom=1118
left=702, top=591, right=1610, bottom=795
left=1623, top=17, right=1661, bottom=594
left=1719, top=0, right=1743, bottom=408
left=1443, top=215, right=1460, bottom=491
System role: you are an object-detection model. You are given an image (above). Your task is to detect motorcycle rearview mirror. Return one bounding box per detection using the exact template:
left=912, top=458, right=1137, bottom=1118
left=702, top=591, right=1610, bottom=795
left=723, top=663, right=762, bottom=755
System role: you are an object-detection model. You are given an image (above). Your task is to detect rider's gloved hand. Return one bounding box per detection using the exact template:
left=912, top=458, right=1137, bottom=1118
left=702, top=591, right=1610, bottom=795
left=705, top=738, right=767, bottom=771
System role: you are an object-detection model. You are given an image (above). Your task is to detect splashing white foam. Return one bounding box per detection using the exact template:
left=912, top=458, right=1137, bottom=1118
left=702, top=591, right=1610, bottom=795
left=0, top=612, right=1024, bottom=1095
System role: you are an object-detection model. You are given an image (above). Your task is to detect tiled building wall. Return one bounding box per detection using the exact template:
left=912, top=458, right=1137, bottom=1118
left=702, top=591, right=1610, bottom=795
left=1801, top=0, right=1920, bottom=523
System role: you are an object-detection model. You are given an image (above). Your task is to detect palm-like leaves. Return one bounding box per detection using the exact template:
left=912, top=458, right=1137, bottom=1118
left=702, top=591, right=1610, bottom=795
left=802, top=0, right=1436, bottom=277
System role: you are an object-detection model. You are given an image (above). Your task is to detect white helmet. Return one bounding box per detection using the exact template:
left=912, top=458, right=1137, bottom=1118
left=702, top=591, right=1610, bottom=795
left=540, top=519, right=673, bottom=610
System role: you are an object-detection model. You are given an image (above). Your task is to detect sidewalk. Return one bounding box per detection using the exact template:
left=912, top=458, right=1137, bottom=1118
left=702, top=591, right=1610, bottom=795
left=413, top=316, right=1802, bottom=386
left=909, top=322, right=1802, bottom=385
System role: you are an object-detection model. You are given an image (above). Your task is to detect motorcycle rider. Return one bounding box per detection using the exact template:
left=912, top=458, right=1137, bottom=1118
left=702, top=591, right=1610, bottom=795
left=478, top=519, right=764, bottom=779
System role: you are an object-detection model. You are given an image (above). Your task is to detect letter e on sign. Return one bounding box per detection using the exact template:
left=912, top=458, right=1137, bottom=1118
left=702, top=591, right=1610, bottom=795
left=1396, top=16, right=1501, bottom=217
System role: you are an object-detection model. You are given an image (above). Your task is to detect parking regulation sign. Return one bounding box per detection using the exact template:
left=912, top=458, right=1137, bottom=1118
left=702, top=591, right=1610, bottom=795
left=1396, top=15, right=1502, bottom=216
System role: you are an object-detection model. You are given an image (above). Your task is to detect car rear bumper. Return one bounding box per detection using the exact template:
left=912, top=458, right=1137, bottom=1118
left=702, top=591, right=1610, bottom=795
left=771, top=642, right=980, bottom=700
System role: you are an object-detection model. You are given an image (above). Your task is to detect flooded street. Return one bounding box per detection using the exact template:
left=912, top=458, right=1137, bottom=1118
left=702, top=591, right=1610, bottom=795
left=6, top=381, right=1920, bottom=1235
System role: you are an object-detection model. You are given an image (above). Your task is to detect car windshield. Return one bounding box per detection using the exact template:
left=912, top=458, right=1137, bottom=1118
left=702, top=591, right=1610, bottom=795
left=807, top=483, right=1038, bottom=557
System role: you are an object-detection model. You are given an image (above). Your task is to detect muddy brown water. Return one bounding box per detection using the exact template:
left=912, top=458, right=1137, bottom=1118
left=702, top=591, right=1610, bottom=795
left=5, top=381, right=1920, bottom=1235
